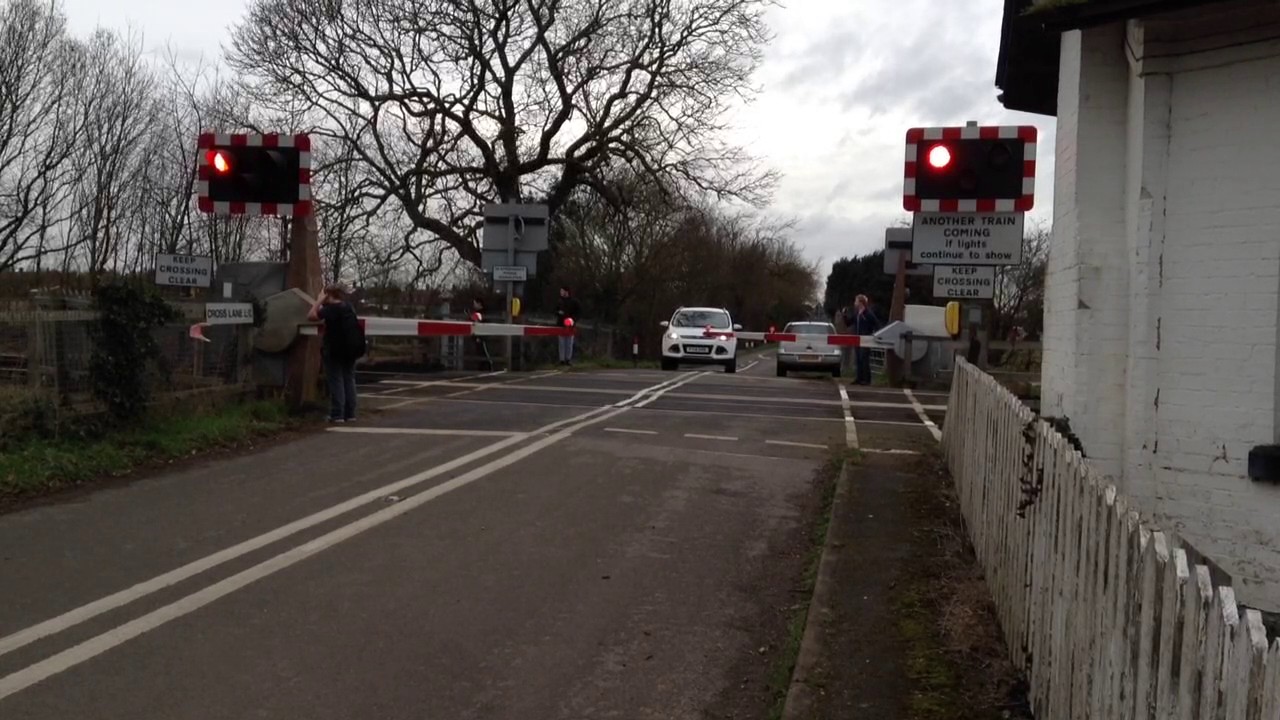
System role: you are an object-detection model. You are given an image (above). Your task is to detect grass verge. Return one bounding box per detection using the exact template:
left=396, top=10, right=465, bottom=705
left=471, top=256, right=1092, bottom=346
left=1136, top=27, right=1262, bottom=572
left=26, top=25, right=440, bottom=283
left=764, top=449, right=855, bottom=720
left=0, top=401, right=303, bottom=501
left=893, top=451, right=1031, bottom=719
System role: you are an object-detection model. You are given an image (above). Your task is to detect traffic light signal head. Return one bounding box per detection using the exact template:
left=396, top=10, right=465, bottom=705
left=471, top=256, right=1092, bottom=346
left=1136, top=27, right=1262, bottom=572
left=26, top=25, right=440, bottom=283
left=196, top=133, right=312, bottom=216
left=903, top=126, right=1036, bottom=212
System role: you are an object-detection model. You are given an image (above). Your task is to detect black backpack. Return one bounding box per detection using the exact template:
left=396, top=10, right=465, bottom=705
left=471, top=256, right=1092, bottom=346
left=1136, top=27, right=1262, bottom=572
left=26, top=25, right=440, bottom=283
left=338, top=305, right=366, bottom=360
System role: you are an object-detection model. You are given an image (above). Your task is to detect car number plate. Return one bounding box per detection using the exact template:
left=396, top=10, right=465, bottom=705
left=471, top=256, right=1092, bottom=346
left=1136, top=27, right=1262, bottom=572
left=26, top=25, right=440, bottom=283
left=799, top=354, right=821, bottom=362
left=685, top=345, right=711, bottom=354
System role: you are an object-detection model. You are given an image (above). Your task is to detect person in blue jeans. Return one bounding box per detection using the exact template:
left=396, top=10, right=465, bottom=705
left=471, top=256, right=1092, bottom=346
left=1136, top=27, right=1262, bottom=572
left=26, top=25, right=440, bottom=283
left=308, top=284, right=360, bottom=422
left=554, top=285, right=580, bottom=365
left=841, top=294, right=881, bottom=385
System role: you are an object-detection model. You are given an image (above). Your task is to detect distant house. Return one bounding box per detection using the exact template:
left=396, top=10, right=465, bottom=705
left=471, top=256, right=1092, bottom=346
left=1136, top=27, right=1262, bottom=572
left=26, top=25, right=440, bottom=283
left=998, top=0, right=1280, bottom=610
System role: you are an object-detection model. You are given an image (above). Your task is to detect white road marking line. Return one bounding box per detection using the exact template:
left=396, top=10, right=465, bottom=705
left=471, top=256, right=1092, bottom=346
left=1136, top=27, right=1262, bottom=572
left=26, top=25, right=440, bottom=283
left=738, top=359, right=759, bottom=372
left=632, top=373, right=708, bottom=408
left=429, top=397, right=847, bottom=423
left=861, top=448, right=922, bottom=455
left=765, top=439, right=828, bottom=450
left=666, top=391, right=843, bottom=407
left=0, top=370, right=676, bottom=669
left=604, top=428, right=658, bottom=435
left=835, top=379, right=859, bottom=449
left=684, top=433, right=738, bottom=441
left=326, top=427, right=520, bottom=437
left=437, top=371, right=563, bottom=398
left=904, top=389, right=943, bottom=442
left=370, top=370, right=508, bottom=396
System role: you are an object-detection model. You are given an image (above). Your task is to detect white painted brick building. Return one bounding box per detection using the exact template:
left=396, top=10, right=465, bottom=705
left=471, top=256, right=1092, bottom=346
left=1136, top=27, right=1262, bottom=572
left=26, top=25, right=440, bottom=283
left=997, top=0, right=1280, bottom=609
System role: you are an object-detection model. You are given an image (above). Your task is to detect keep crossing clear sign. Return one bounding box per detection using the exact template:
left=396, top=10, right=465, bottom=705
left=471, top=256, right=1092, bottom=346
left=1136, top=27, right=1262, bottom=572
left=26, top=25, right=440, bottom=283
left=155, top=253, right=214, bottom=287
left=932, top=265, right=996, bottom=299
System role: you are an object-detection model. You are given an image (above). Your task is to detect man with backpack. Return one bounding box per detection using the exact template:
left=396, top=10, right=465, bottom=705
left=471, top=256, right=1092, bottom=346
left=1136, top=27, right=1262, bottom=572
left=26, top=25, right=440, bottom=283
left=307, top=283, right=365, bottom=422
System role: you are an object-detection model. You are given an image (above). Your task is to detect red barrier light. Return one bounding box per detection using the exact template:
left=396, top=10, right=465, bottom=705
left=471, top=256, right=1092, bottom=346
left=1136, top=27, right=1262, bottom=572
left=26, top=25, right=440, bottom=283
left=927, top=144, right=952, bottom=170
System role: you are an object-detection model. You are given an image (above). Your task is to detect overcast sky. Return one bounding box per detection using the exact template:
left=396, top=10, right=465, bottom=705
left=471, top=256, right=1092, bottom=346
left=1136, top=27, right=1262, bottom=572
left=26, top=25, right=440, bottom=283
left=61, top=0, right=1055, bottom=279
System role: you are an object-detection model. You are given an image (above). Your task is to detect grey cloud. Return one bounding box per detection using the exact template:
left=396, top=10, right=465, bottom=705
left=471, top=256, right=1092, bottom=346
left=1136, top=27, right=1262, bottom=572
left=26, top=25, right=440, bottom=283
left=772, top=24, right=875, bottom=91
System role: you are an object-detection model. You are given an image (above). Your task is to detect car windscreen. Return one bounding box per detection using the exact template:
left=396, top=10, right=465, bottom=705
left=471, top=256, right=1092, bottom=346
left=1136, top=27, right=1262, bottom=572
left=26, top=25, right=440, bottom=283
left=784, top=323, right=835, bottom=335
left=672, top=310, right=731, bottom=328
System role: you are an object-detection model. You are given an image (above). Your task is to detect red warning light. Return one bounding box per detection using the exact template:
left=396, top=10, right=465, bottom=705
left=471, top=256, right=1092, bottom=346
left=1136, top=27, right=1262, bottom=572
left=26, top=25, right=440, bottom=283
left=209, top=150, right=233, bottom=175
left=927, top=144, right=952, bottom=170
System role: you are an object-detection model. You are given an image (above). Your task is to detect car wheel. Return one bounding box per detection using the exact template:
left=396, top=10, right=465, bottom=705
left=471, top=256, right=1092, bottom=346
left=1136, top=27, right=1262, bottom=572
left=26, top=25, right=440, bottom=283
left=776, top=364, right=787, bottom=378
left=724, top=359, right=737, bottom=374
left=661, top=358, right=677, bottom=371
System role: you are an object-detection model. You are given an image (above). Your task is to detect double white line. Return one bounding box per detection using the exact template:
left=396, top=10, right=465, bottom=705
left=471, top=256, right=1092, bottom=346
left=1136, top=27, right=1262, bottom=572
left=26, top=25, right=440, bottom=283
left=0, top=371, right=707, bottom=701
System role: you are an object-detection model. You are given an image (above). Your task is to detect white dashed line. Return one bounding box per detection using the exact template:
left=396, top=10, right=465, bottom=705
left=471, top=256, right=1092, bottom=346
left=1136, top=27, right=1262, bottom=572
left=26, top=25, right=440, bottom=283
left=765, top=440, right=828, bottom=450
left=684, top=433, right=739, bottom=441
left=834, top=380, right=859, bottom=449
left=604, top=428, right=659, bottom=435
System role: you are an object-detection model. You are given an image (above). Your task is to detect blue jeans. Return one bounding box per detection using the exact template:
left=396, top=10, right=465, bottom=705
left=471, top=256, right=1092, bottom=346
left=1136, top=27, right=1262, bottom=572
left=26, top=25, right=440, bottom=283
left=324, top=354, right=357, bottom=420
left=558, top=335, right=575, bottom=363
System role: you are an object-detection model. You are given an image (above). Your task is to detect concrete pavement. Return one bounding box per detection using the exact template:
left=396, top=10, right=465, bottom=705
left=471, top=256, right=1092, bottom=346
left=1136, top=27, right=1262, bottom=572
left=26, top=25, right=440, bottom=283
left=0, top=353, right=944, bottom=719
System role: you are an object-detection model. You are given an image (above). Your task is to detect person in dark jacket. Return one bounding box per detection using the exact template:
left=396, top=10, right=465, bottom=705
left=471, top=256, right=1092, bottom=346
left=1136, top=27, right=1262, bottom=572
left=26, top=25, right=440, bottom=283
left=471, top=297, right=492, bottom=371
left=307, top=283, right=360, bottom=422
left=841, top=294, right=881, bottom=385
left=554, top=286, right=581, bottom=365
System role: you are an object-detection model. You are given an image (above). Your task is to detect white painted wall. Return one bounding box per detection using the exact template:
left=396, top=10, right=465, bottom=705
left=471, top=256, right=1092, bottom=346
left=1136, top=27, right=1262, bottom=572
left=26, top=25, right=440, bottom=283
left=1041, top=0, right=1280, bottom=609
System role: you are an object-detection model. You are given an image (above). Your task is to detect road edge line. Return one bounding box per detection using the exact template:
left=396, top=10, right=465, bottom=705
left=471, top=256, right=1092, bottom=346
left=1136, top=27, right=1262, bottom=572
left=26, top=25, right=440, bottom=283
left=780, top=459, right=852, bottom=720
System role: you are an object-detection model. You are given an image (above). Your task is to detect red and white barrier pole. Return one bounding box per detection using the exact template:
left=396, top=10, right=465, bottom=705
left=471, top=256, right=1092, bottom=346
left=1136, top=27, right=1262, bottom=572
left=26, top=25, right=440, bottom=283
left=299, top=316, right=574, bottom=338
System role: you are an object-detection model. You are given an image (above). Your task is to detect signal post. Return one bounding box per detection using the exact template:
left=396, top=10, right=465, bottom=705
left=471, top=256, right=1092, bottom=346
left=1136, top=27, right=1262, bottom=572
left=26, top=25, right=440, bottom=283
left=196, top=132, right=320, bottom=406
left=901, top=121, right=1037, bottom=377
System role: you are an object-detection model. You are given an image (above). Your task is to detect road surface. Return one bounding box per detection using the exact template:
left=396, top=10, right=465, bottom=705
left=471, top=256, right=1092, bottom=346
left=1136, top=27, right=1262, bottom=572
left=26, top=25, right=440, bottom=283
left=0, top=354, right=944, bottom=719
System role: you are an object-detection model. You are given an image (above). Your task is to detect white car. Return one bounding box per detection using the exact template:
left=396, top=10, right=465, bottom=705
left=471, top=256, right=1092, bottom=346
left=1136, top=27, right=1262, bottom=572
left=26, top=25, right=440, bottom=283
left=775, top=321, right=842, bottom=378
left=660, top=306, right=741, bottom=373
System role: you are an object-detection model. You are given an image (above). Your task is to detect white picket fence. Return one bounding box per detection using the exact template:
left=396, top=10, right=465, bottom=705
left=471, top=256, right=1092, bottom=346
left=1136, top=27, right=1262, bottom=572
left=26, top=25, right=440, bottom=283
left=943, top=358, right=1280, bottom=718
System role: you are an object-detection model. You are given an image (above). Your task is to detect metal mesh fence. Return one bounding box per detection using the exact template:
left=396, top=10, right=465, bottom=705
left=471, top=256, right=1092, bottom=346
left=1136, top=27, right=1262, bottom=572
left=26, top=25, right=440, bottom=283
left=0, top=305, right=252, bottom=435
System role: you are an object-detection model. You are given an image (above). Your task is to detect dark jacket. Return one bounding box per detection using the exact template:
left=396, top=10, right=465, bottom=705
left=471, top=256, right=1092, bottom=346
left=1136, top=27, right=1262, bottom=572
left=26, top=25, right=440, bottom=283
left=319, top=301, right=358, bottom=361
left=555, top=295, right=581, bottom=326
left=842, top=306, right=881, bottom=336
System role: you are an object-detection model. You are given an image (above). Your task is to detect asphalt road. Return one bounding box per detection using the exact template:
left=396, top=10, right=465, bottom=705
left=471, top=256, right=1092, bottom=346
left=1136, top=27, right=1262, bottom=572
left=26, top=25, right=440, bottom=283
left=0, top=352, right=944, bottom=719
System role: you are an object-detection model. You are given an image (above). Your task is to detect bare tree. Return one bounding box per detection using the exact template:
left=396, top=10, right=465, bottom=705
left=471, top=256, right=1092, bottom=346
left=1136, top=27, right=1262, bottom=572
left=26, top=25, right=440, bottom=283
left=63, top=29, right=157, bottom=277
left=992, top=224, right=1050, bottom=340
left=0, top=0, right=86, bottom=272
left=226, top=0, right=778, bottom=266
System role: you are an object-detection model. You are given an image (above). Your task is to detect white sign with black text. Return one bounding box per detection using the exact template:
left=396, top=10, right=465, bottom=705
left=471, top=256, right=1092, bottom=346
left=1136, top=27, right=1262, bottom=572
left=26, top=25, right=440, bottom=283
left=205, top=302, right=255, bottom=325
left=492, top=265, right=528, bottom=282
left=932, top=265, right=996, bottom=300
left=155, top=253, right=214, bottom=287
left=911, top=212, right=1024, bottom=266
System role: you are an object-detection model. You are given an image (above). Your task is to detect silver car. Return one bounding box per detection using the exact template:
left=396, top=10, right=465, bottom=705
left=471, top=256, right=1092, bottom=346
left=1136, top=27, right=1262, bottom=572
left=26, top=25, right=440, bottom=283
left=775, top=321, right=841, bottom=378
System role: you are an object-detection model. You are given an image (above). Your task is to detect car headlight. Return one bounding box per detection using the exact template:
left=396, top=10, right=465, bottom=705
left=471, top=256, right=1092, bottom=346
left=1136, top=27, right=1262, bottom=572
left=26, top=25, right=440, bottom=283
left=717, top=334, right=729, bottom=341
left=668, top=332, right=679, bottom=340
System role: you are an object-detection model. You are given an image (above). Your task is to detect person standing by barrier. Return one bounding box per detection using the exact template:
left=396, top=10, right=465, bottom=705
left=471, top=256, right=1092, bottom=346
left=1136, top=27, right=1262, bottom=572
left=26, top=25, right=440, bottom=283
left=555, top=285, right=580, bottom=366
left=308, top=283, right=364, bottom=422
left=471, top=297, right=493, bottom=371
left=842, top=294, right=881, bottom=386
